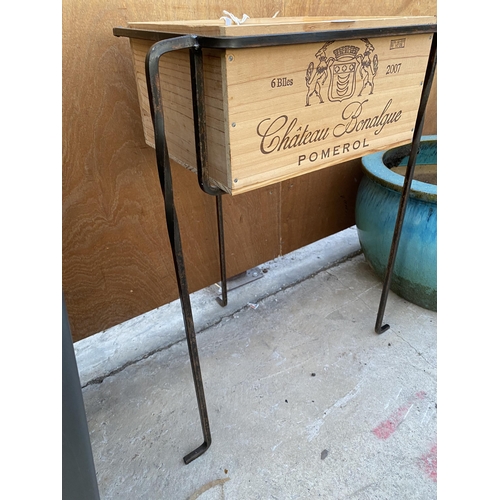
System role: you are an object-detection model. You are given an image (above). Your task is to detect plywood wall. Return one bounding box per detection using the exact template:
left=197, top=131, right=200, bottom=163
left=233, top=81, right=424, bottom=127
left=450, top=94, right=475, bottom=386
left=62, top=0, right=437, bottom=341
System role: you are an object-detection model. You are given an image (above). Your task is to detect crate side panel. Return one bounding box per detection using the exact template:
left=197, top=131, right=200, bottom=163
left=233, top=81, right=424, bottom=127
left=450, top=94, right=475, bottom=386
left=130, top=39, right=156, bottom=148
left=129, top=40, right=229, bottom=187
left=225, top=33, right=433, bottom=194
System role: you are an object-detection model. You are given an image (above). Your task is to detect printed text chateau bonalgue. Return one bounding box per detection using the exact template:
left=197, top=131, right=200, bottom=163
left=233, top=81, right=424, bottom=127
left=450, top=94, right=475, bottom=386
left=256, top=98, right=402, bottom=166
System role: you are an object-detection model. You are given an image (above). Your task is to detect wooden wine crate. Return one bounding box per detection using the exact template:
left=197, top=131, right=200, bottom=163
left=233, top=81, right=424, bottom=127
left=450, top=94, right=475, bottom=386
left=125, top=16, right=436, bottom=195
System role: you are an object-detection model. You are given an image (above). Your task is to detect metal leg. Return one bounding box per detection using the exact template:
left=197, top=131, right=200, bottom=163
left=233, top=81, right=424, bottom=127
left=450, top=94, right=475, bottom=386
left=374, top=34, right=437, bottom=334
left=215, top=194, right=228, bottom=306
left=146, top=36, right=211, bottom=464
left=189, top=47, right=229, bottom=307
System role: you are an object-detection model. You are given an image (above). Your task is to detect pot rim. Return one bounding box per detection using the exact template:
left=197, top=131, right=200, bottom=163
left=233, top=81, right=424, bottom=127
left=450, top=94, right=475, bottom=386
left=361, top=135, right=437, bottom=203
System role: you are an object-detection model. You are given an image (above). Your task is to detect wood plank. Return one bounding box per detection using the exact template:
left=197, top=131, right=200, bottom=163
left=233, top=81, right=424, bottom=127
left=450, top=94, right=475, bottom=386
left=128, top=16, right=436, bottom=37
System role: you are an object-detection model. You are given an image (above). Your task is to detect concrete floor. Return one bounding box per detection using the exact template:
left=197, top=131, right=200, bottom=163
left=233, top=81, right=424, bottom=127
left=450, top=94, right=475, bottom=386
left=76, top=228, right=437, bottom=499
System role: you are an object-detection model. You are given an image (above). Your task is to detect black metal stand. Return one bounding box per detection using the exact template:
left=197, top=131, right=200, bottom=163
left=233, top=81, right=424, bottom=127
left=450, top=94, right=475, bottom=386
left=115, top=23, right=437, bottom=464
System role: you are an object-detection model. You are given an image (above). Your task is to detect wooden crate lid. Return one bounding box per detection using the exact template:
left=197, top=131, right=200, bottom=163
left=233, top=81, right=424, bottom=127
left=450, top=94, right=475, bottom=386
left=127, top=16, right=437, bottom=37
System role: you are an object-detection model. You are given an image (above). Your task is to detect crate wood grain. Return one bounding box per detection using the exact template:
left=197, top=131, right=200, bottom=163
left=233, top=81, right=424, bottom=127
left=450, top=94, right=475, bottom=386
left=127, top=16, right=435, bottom=195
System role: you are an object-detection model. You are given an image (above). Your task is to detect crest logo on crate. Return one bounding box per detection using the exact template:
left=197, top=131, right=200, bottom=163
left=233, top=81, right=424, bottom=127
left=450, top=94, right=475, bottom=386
left=305, top=39, right=379, bottom=106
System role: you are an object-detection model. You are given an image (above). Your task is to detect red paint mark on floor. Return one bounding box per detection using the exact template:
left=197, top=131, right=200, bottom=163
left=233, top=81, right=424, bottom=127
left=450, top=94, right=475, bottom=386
left=372, top=403, right=412, bottom=439
left=419, top=444, right=437, bottom=482
left=372, top=391, right=427, bottom=440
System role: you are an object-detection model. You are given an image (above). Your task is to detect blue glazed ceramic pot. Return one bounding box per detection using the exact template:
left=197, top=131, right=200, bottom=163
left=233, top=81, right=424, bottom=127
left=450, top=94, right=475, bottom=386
left=355, top=136, right=437, bottom=311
